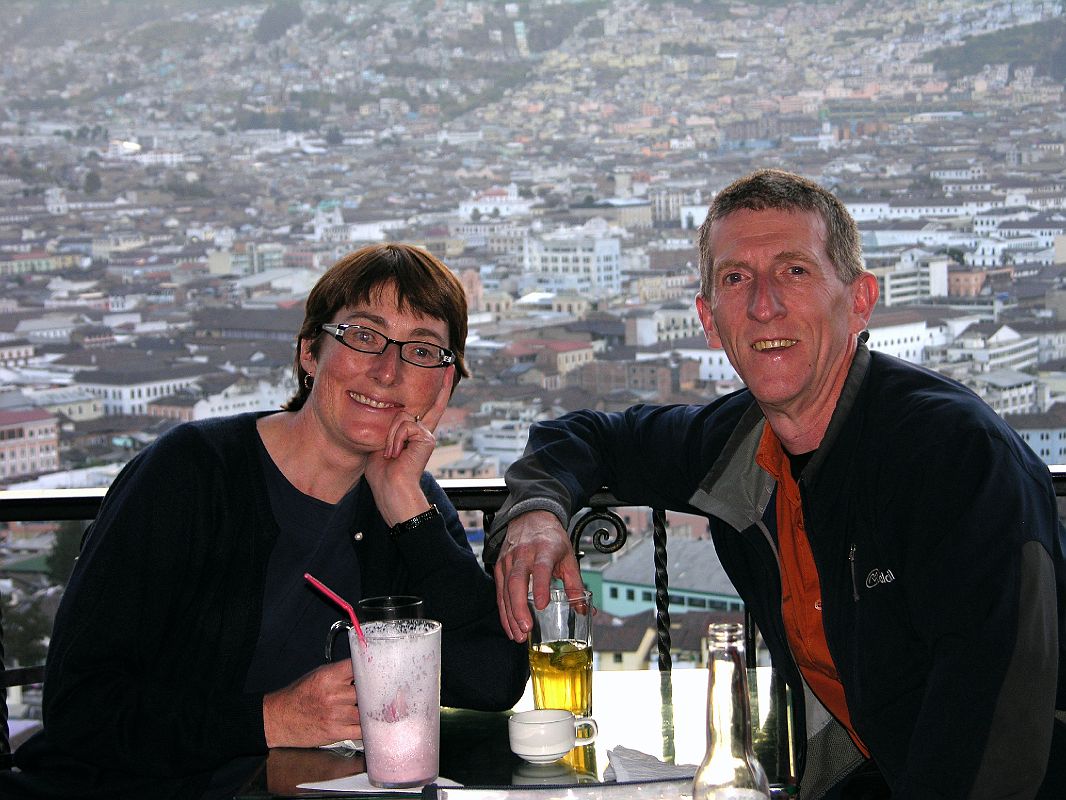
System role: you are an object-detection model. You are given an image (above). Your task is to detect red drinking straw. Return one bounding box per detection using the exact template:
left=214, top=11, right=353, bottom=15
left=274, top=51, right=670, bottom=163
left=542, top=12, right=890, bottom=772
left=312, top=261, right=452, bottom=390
left=304, top=572, right=367, bottom=649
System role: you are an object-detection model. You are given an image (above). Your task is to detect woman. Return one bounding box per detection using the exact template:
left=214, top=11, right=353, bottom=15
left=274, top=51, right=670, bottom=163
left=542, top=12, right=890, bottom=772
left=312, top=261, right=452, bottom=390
left=6, top=244, right=528, bottom=799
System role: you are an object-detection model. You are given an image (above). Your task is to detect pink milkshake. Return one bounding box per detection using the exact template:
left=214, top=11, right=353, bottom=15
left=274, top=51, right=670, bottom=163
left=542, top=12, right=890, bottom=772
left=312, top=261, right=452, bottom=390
left=350, top=619, right=442, bottom=788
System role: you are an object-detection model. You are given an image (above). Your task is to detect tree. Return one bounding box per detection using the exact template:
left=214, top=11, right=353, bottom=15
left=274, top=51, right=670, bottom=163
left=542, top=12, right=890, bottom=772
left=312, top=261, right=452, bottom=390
left=3, top=600, right=50, bottom=666
left=325, top=126, right=343, bottom=146
left=46, top=520, right=86, bottom=587
left=255, top=1, right=304, bottom=44
left=1051, top=33, right=1066, bottom=82
left=83, top=170, right=101, bottom=195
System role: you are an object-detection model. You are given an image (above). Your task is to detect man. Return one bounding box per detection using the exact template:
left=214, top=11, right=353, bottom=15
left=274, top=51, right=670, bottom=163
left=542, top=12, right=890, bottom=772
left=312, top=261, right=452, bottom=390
left=486, top=169, right=1066, bottom=799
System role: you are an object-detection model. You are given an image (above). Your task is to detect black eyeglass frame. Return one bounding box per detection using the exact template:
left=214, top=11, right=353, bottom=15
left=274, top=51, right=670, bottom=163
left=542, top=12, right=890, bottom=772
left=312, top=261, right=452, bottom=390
left=319, top=323, right=456, bottom=368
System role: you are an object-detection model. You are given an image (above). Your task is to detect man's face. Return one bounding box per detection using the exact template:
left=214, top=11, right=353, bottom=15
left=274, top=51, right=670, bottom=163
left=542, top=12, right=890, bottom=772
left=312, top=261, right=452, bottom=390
left=695, top=207, right=877, bottom=422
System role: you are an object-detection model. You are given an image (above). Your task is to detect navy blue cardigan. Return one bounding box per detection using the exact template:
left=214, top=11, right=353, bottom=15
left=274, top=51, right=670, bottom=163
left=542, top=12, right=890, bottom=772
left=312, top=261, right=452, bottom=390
left=7, top=412, right=526, bottom=799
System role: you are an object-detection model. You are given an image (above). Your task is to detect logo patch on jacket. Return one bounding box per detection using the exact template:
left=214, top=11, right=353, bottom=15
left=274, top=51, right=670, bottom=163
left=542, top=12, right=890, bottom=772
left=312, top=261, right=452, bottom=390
left=865, top=568, right=896, bottom=589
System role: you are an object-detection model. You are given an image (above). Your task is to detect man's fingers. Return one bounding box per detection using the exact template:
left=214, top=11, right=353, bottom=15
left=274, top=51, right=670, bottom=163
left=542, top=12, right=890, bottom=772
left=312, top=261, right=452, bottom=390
left=495, top=559, right=523, bottom=641
left=558, top=557, right=586, bottom=600
left=503, top=554, right=534, bottom=641
left=529, top=552, right=559, bottom=611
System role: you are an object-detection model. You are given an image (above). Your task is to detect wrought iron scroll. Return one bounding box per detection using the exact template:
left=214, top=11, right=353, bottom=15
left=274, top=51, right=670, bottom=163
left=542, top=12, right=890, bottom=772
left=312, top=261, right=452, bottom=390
left=568, top=506, right=628, bottom=559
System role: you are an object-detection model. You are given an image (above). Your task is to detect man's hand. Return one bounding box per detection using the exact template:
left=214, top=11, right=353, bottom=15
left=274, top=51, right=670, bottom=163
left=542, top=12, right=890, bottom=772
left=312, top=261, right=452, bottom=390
left=263, top=660, right=361, bottom=748
left=493, top=510, right=584, bottom=642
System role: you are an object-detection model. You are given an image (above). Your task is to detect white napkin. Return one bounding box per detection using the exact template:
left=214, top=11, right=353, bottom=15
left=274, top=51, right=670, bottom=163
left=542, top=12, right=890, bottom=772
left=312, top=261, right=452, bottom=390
left=297, top=773, right=462, bottom=792
left=603, top=746, right=697, bottom=783
left=320, top=739, right=363, bottom=753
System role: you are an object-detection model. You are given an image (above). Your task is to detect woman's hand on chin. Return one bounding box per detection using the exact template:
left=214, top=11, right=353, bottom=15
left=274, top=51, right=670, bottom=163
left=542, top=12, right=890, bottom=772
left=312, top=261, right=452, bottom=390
left=365, top=366, right=454, bottom=526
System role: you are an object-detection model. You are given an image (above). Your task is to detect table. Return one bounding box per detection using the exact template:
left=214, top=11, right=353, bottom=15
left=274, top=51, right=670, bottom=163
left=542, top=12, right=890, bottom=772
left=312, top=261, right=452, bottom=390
left=232, top=668, right=795, bottom=798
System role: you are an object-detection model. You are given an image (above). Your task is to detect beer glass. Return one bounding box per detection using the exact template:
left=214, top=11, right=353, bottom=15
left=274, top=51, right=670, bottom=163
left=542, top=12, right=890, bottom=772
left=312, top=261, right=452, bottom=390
left=527, top=588, right=594, bottom=718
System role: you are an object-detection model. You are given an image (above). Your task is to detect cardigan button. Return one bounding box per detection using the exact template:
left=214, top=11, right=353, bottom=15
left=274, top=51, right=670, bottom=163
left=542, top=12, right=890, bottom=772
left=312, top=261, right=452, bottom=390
left=352, top=531, right=364, bottom=541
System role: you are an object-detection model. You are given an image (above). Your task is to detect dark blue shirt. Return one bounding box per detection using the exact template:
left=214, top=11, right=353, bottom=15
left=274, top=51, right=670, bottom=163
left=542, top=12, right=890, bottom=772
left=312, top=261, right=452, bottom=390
left=244, top=436, right=363, bottom=693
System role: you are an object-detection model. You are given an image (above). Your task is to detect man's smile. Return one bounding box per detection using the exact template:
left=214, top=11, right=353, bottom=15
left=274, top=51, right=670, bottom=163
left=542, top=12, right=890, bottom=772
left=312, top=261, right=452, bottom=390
left=752, top=339, right=798, bottom=352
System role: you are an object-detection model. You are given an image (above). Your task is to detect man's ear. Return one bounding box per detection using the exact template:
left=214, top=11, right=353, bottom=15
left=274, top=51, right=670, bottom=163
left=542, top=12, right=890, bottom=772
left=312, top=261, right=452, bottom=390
left=695, top=293, right=723, bottom=349
left=849, top=272, right=879, bottom=335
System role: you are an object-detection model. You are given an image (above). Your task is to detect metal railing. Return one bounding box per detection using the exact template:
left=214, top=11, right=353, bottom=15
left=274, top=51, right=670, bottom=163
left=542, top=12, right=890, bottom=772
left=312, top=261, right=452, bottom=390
left=0, top=480, right=679, bottom=668
left=6, top=463, right=1066, bottom=676
left=4, top=465, right=1066, bottom=769
left=0, top=479, right=681, bottom=759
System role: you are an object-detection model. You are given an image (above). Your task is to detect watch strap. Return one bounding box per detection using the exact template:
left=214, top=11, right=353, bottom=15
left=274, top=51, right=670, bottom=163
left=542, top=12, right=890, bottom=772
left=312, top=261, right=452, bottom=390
left=390, top=504, right=440, bottom=535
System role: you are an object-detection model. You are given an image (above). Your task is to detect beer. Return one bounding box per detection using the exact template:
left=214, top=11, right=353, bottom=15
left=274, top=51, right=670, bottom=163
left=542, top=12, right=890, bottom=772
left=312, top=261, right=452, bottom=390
left=529, top=638, right=593, bottom=717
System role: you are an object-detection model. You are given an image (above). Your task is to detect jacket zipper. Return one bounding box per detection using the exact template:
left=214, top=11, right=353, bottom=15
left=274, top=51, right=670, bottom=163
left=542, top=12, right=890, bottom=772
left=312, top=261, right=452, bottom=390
left=752, top=518, right=808, bottom=783
left=849, top=543, right=859, bottom=601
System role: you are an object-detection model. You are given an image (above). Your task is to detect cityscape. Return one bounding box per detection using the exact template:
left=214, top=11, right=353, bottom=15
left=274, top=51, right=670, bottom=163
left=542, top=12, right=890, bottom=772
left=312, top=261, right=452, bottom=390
left=2, top=0, right=1066, bottom=725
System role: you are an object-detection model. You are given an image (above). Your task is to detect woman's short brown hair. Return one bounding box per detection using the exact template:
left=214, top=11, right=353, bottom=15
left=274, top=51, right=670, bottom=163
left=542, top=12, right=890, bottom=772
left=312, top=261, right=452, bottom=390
left=283, top=243, right=470, bottom=411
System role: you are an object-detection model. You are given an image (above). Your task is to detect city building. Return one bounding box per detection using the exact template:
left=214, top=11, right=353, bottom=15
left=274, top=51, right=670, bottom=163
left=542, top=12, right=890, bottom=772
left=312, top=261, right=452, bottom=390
left=75, top=365, right=211, bottom=416
left=0, top=409, right=59, bottom=481
left=523, top=225, right=623, bottom=297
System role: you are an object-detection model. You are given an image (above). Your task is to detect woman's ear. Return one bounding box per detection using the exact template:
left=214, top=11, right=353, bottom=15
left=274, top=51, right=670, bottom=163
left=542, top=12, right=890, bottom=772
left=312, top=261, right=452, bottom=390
left=299, top=337, right=317, bottom=375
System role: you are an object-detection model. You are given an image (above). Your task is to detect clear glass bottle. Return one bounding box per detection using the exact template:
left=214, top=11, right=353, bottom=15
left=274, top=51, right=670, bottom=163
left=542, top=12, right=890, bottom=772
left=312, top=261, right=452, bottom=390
left=692, top=622, right=772, bottom=800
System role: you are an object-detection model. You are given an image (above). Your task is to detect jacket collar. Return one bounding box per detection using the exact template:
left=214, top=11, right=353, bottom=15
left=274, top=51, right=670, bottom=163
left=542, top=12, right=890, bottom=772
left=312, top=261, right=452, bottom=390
left=688, top=343, right=872, bottom=530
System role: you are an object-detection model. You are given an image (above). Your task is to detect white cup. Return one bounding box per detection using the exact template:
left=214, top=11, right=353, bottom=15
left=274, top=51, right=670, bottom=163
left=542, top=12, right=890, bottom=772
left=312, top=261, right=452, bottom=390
left=508, top=709, right=599, bottom=764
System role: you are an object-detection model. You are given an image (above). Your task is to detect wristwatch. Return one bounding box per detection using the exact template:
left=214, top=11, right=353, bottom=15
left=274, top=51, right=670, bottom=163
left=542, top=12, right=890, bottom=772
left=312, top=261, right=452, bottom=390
left=390, top=504, right=440, bottom=536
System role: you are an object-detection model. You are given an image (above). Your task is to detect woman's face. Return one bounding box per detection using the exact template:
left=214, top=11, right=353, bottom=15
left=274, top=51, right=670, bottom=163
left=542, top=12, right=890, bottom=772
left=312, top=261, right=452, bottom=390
left=300, top=283, right=451, bottom=458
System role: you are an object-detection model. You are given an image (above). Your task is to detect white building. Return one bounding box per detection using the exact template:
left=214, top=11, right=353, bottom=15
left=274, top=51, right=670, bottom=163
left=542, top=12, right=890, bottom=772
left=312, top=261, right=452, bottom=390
left=312, top=205, right=407, bottom=243
left=154, top=377, right=290, bottom=421
left=624, top=305, right=703, bottom=347
left=14, top=314, right=85, bottom=345
left=21, top=386, right=104, bottom=421
left=524, top=226, right=622, bottom=297
left=458, top=183, right=534, bottom=221
left=75, top=365, right=209, bottom=415
left=945, top=323, right=1040, bottom=373
left=868, top=250, right=950, bottom=307
left=966, top=369, right=1047, bottom=416
left=470, top=419, right=531, bottom=471
left=865, top=312, right=936, bottom=364
left=1005, top=403, right=1066, bottom=466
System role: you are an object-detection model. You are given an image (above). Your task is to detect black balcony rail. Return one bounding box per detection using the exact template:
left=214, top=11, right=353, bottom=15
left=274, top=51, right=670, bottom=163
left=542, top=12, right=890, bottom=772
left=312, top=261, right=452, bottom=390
left=4, top=465, right=1066, bottom=772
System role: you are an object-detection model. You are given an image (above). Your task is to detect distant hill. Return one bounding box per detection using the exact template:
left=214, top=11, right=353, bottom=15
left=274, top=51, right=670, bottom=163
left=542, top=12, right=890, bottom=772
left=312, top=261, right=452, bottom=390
left=1, top=0, right=244, bottom=47
left=921, top=15, right=1066, bottom=82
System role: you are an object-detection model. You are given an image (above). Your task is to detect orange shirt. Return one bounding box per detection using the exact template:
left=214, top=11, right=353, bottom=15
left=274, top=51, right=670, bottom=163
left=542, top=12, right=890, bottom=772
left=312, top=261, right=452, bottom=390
left=755, top=424, right=870, bottom=757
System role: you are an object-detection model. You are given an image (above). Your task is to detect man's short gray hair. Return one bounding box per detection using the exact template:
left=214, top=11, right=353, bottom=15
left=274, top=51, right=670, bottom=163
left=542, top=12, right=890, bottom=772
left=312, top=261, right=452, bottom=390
left=696, top=168, right=865, bottom=298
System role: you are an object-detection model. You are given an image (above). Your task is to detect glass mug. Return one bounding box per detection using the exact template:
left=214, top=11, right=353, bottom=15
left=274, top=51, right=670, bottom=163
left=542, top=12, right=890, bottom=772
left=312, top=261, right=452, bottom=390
left=351, top=618, right=442, bottom=787
left=527, top=588, right=594, bottom=718
left=325, top=595, right=425, bottom=661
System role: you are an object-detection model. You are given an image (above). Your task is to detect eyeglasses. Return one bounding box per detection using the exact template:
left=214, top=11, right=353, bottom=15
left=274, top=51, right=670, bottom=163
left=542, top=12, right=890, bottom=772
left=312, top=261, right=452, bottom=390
left=320, top=323, right=456, bottom=369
